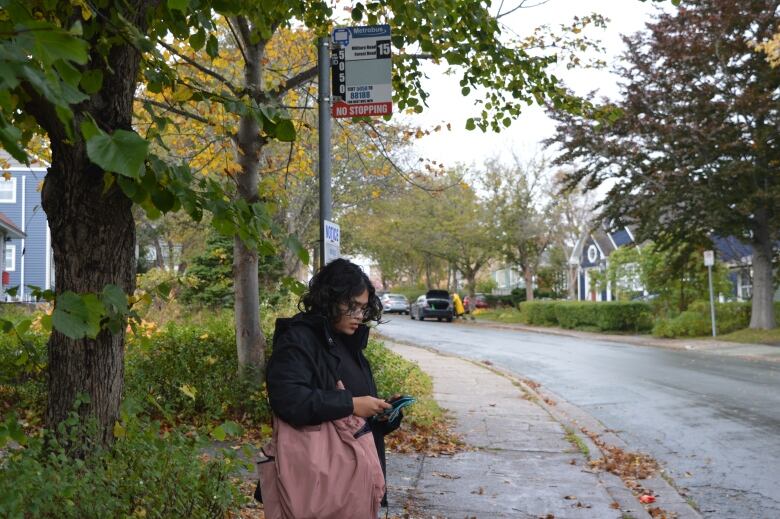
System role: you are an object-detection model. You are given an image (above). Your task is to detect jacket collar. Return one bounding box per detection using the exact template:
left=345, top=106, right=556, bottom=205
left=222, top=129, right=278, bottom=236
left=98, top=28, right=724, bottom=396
left=273, top=312, right=370, bottom=350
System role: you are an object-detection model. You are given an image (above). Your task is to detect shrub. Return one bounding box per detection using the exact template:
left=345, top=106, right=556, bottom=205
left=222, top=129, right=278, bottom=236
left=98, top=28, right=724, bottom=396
left=519, top=301, right=653, bottom=332
left=364, top=338, right=439, bottom=428
left=0, top=319, right=48, bottom=420
left=518, top=301, right=558, bottom=326
left=125, top=315, right=270, bottom=426
left=652, top=301, right=779, bottom=338
left=553, top=302, right=653, bottom=332
left=0, top=412, right=242, bottom=519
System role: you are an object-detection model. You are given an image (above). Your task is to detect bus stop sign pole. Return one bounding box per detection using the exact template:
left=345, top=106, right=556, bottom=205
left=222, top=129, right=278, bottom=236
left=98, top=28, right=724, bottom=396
left=318, top=36, right=332, bottom=269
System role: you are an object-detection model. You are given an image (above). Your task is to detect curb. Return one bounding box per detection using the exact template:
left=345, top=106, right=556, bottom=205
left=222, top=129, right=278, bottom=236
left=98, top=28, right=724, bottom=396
left=379, top=334, right=703, bottom=519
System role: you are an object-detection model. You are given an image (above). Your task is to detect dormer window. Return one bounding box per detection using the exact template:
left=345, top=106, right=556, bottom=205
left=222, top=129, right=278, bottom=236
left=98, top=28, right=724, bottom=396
left=587, top=244, right=598, bottom=263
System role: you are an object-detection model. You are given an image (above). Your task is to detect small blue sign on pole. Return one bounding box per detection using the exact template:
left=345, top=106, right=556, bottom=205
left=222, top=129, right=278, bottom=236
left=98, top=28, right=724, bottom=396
left=324, top=220, right=341, bottom=265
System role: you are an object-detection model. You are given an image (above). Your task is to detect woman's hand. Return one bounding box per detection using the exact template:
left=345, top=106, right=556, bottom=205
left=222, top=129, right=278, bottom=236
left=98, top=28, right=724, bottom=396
left=352, top=396, right=391, bottom=418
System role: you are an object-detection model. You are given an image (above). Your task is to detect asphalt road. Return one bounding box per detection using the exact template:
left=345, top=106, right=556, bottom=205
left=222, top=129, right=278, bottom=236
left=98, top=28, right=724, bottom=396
left=377, top=316, right=780, bottom=519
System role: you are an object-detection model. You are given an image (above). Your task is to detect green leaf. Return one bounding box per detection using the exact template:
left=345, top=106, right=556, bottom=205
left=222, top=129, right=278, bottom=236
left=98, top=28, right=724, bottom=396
left=150, top=187, right=176, bottom=212
left=79, top=70, right=103, bottom=94
left=206, top=34, right=219, bottom=59
left=14, top=319, right=31, bottom=337
left=19, top=22, right=89, bottom=65
left=101, top=284, right=128, bottom=314
left=167, top=0, right=189, bottom=11
left=465, top=118, right=476, bottom=131
left=210, top=424, right=226, bottom=441
left=351, top=3, right=364, bottom=21
left=86, top=129, right=149, bottom=178
left=190, top=29, right=206, bottom=51
left=52, top=291, right=104, bottom=339
left=275, top=119, right=296, bottom=142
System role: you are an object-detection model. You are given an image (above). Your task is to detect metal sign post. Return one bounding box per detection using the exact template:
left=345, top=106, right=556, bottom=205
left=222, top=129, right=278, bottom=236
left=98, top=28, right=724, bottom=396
left=704, top=250, right=717, bottom=337
left=318, top=36, right=332, bottom=268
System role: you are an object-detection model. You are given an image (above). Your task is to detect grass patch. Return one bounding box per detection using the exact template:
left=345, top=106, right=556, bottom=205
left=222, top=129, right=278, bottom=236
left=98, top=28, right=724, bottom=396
left=474, top=308, right=526, bottom=324
left=717, top=327, right=780, bottom=346
left=563, top=426, right=590, bottom=458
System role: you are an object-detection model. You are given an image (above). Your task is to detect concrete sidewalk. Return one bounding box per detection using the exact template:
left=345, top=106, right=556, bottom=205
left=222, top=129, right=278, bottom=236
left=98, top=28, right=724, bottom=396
left=460, top=318, right=780, bottom=363
left=384, top=341, right=701, bottom=519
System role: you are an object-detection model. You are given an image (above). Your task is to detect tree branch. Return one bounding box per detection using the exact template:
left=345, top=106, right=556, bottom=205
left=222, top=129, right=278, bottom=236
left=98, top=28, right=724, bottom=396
left=136, top=96, right=211, bottom=125
left=158, top=41, right=242, bottom=97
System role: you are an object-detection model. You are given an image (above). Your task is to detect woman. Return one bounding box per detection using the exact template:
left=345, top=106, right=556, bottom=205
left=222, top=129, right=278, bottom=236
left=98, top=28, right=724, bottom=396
left=266, top=258, right=403, bottom=514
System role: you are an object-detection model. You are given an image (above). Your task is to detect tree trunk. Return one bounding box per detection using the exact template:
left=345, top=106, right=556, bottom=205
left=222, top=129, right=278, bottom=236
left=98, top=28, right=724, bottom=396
left=43, top=157, right=135, bottom=446
left=34, top=20, right=145, bottom=444
left=749, top=217, right=777, bottom=329
left=153, top=237, right=165, bottom=269
left=524, top=267, right=534, bottom=302
left=233, top=25, right=266, bottom=385
left=568, top=265, right=577, bottom=300
left=425, top=255, right=433, bottom=289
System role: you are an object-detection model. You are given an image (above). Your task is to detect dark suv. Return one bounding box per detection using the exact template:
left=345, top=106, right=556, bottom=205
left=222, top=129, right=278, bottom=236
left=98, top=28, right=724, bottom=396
left=410, top=289, right=454, bottom=322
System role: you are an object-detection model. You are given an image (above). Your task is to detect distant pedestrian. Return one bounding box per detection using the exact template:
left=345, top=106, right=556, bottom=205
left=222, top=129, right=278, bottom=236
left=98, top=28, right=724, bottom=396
left=452, top=292, right=465, bottom=319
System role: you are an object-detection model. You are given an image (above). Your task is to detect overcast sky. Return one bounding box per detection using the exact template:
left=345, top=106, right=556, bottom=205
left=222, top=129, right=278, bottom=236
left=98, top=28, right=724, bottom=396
left=402, top=0, right=673, bottom=170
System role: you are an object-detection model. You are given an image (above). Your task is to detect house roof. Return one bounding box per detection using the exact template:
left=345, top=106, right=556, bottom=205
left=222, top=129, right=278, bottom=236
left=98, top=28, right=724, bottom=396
left=0, top=211, right=25, bottom=239
left=712, top=235, right=752, bottom=264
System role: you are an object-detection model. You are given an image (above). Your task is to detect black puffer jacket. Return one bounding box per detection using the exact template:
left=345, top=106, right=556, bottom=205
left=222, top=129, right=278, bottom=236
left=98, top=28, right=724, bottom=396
left=266, top=312, right=401, bottom=501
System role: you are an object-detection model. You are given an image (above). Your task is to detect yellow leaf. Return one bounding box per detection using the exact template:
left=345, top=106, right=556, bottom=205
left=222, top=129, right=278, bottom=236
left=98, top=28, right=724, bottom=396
left=113, top=421, right=126, bottom=438
left=171, top=85, right=193, bottom=102
left=199, top=333, right=209, bottom=340
left=179, top=384, right=197, bottom=400
left=205, top=355, right=217, bottom=365
left=2, top=172, right=11, bottom=181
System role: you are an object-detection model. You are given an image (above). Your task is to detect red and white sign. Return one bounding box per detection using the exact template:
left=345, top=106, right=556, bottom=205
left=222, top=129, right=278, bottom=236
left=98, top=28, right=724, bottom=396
left=332, top=101, right=392, bottom=118
left=331, top=25, right=392, bottom=119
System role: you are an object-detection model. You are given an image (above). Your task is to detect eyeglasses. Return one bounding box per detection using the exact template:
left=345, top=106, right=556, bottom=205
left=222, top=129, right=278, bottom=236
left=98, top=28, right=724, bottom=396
left=343, top=302, right=370, bottom=319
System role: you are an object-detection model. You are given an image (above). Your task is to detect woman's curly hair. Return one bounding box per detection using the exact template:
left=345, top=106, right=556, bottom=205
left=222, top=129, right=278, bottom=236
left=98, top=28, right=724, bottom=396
left=299, top=258, right=383, bottom=323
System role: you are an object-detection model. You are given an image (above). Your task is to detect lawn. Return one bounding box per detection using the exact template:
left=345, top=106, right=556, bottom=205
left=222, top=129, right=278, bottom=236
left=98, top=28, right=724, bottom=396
left=474, top=307, right=527, bottom=324
left=717, top=327, right=780, bottom=346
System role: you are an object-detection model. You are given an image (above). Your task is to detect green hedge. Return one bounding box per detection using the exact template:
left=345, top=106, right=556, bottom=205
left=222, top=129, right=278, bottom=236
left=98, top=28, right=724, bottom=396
left=652, top=301, right=780, bottom=338
left=125, top=315, right=270, bottom=425
left=519, top=301, right=653, bottom=332
left=519, top=301, right=559, bottom=326
left=0, top=413, right=242, bottom=519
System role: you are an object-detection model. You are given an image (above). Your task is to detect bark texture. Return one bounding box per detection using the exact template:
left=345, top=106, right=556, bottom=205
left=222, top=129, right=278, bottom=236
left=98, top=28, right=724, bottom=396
left=749, top=216, right=777, bottom=329
left=232, top=18, right=267, bottom=385
left=38, top=29, right=142, bottom=443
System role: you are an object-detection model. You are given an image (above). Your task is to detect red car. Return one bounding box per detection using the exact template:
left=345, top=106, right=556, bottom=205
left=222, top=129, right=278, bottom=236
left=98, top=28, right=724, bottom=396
left=462, top=294, right=488, bottom=312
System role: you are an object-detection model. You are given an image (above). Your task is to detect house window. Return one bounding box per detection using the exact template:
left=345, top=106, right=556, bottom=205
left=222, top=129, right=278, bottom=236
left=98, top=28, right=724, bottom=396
left=0, top=177, right=16, bottom=203
left=587, top=244, right=598, bottom=263
left=4, top=244, right=15, bottom=272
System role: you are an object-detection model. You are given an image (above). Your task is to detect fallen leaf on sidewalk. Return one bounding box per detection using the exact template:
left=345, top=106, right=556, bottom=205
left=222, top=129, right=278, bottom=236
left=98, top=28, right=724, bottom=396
left=482, top=359, right=493, bottom=366
left=610, top=501, right=621, bottom=509
left=471, top=486, right=485, bottom=495
left=639, top=494, right=656, bottom=504
left=431, top=471, right=461, bottom=479
left=564, top=495, right=577, bottom=500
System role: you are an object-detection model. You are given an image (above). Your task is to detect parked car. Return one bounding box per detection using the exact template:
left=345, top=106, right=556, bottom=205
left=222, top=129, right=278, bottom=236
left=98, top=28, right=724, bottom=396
left=381, top=293, right=409, bottom=314
left=463, top=293, right=488, bottom=312
left=411, top=289, right=453, bottom=322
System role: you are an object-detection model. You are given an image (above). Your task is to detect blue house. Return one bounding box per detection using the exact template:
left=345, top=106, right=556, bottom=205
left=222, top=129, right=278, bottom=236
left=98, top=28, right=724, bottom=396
left=569, top=221, right=779, bottom=302
left=0, top=151, right=53, bottom=301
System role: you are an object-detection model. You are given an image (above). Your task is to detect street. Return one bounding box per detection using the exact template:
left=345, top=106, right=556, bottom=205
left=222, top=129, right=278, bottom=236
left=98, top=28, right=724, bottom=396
left=378, top=316, right=780, bottom=519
